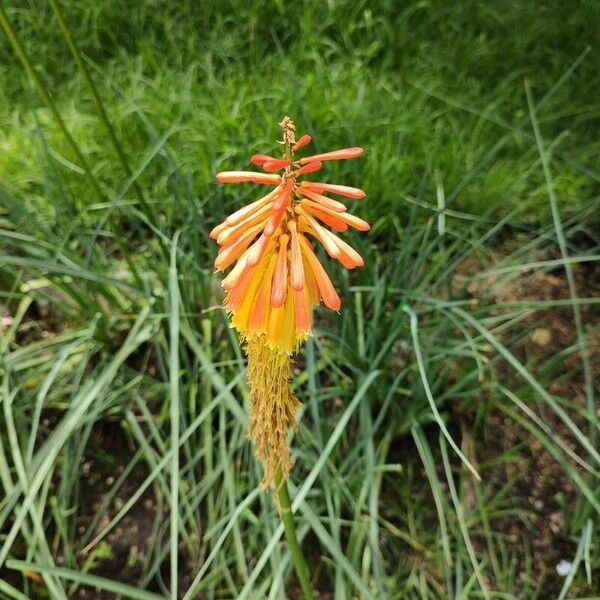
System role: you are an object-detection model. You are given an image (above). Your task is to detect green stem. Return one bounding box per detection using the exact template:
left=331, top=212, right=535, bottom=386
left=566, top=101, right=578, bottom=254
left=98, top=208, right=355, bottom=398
left=275, top=470, right=314, bottom=600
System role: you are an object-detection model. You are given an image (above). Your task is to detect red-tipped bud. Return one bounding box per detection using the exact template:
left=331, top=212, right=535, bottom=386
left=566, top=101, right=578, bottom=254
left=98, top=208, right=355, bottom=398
left=293, top=161, right=322, bottom=176
left=299, top=147, right=363, bottom=164
left=262, top=159, right=292, bottom=172
left=217, top=171, right=281, bottom=185
left=250, top=154, right=276, bottom=166
left=292, top=134, right=312, bottom=152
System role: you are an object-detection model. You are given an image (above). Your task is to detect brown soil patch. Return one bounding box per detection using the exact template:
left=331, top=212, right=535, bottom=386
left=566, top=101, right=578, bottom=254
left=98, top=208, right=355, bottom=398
left=460, top=252, right=600, bottom=596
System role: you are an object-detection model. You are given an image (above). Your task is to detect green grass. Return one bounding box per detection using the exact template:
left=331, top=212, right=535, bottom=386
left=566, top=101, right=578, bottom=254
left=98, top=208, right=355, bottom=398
left=1, top=1, right=599, bottom=598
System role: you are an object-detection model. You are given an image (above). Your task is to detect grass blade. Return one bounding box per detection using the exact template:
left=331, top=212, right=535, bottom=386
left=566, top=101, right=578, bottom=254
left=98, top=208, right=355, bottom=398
left=168, top=231, right=181, bottom=599
left=5, top=561, right=167, bottom=600
left=403, top=305, right=481, bottom=480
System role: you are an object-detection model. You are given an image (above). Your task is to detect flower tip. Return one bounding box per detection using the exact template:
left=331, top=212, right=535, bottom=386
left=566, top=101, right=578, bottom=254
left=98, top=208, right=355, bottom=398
left=299, top=147, right=364, bottom=164
left=217, top=171, right=281, bottom=185
left=209, top=221, right=227, bottom=240
left=262, top=159, right=292, bottom=172
left=292, top=134, right=312, bottom=152
left=294, top=160, right=322, bottom=176
left=246, top=235, right=270, bottom=267
left=301, top=182, right=366, bottom=199
left=325, top=291, right=342, bottom=311
left=250, top=154, right=275, bottom=166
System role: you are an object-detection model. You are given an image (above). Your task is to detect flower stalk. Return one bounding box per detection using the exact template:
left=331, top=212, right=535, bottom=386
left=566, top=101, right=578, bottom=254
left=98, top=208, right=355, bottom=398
left=210, top=116, right=368, bottom=595
left=276, top=469, right=315, bottom=600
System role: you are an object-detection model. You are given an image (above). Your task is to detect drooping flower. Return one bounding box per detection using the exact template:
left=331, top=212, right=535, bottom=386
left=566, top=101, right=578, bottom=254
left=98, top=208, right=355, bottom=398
left=211, top=116, right=368, bottom=487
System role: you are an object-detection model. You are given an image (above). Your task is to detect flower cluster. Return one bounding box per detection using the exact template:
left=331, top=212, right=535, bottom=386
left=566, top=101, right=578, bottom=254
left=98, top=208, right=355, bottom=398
left=210, top=117, right=368, bottom=486
left=211, top=116, right=369, bottom=354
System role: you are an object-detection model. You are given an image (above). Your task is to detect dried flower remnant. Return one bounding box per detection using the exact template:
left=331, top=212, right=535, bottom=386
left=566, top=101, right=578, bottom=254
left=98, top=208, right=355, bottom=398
left=211, top=116, right=368, bottom=487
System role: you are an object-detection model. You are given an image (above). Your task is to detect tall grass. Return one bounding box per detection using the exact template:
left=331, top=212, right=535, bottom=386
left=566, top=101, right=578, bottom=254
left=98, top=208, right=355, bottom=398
left=1, top=1, right=599, bottom=598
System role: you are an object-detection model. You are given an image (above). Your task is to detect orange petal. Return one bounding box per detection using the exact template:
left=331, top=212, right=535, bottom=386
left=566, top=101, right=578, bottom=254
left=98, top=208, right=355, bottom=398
left=250, top=154, right=277, bottom=166
left=293, top=161, right=322, bottom=176
left=299, top=235, right=341, bottom=310
left=264, top=181, right=293, bottom=237
left=336, top=250, right=357, bottom=270
left=295, top=214, right=316, bottom=243
left=225, top=187, right=280, bottom=226
left=264, top=206, right=287, bottom=238
left=301, top=199, right=369, bottom=232
left=263, top=159, right=292, bottom=172
left=302, top=254, right=320, bottom=306
left=231, top=257, right=271, bottom=332
left=299, top=147, right=363, bottom=164
left=301, top=202, right=349, bottom=232
left=217, top=202, right=272, bottom=245
left=217, top=171, right=281, bottom=185
left=292, top=134, right=312, bottom=152
left=299, top=182, right=366, bottom=199
left=271, top=179, right=294, bottom=211
left=336, top=212, right=370, bottom=232
left=246, top=233, right=272, bottom=267
left=271, top=235, right=289, bottom=308
left=299, top=189, right=347, bottom=212
left=294, top=286, right=311, bottom=335
left=296, top=208, right=340, bottom=258
left=209, top=220, right=229, bottom=240
left=330, top=234, right=364, bottom=268
left=222, top=251, right=250, bottom=290
left=248, top=254, right=277, bottom=332
left=225, top=263, right=257, bottom=312
left=214, top=222, right=264, bottom=271
left=288, top=221, right=305, bottom=291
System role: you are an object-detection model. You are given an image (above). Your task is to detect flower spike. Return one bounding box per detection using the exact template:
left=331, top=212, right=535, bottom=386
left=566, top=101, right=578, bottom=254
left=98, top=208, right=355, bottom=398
left=211, top=116, right=368, bottom=487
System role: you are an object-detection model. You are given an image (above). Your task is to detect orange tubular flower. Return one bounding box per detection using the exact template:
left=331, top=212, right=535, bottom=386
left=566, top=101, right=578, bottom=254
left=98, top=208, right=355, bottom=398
left=211, top=116, right=368, bottom=487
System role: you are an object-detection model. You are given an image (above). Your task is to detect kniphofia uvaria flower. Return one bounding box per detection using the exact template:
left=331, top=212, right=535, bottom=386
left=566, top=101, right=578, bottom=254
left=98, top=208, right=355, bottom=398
left=211, top=116, right=368, bottom=487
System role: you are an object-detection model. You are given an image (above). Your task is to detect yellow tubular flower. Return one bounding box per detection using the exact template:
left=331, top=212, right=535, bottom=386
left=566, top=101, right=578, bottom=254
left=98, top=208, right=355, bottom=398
left=211, top=116, right=368, bottom=487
